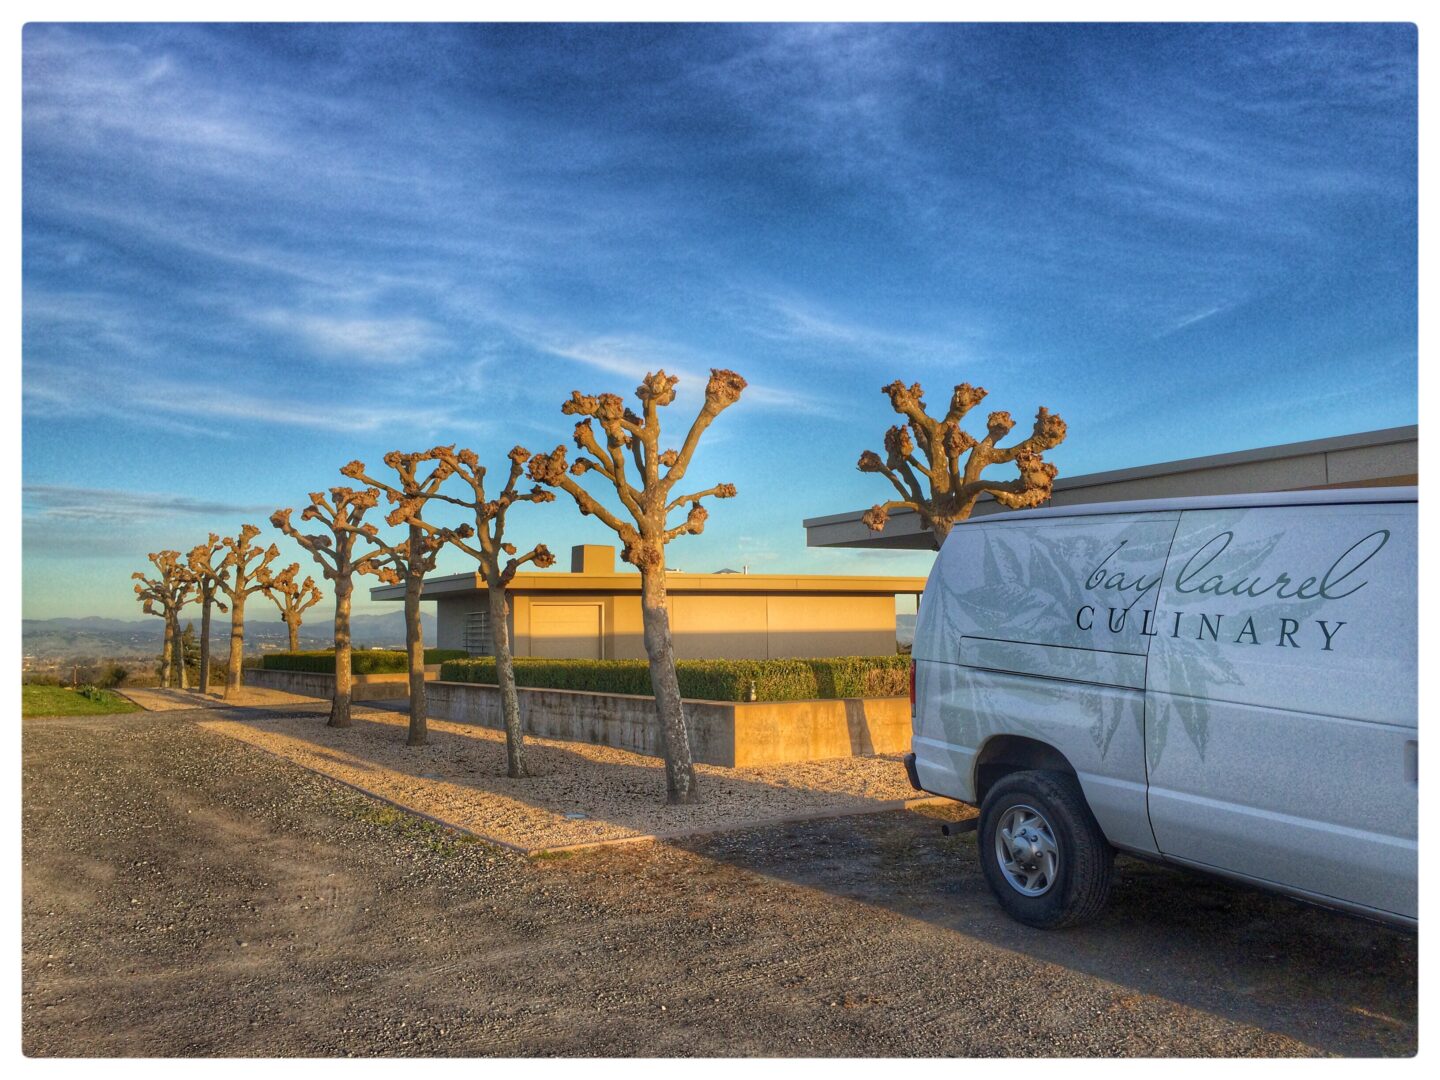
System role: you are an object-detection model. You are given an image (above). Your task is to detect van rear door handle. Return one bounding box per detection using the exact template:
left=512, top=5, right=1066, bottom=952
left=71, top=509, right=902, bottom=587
left=1405, top=740, right=1418, bottom=785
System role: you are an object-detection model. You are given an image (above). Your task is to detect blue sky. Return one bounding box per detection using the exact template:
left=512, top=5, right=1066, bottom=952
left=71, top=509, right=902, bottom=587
left=22, top=22, right=1417, bottom=620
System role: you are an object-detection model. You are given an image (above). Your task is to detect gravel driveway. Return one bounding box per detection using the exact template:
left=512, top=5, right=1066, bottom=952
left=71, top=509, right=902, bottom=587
left=22, top=709, right=1416, bottom=1057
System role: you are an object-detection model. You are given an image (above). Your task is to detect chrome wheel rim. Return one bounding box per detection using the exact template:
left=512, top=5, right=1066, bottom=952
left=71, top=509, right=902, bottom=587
left=995, top=803, right=1060, bottom=897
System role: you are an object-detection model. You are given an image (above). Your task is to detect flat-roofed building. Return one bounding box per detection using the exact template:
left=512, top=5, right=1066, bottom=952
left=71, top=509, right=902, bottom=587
left=370, top=544, right=925, bottom=660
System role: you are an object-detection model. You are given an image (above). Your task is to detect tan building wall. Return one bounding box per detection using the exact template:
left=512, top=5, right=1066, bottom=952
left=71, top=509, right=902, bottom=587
left=434, top=589, right=901, bottom=660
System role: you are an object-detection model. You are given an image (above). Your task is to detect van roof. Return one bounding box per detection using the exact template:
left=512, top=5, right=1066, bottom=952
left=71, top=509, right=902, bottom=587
left=966, top=485, right=1417, bottom=525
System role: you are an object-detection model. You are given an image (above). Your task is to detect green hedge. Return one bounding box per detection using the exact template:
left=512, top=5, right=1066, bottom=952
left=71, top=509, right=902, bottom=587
left=437, top=655, right=909, bottom=702
left=261, top=649, right=468, bottom=675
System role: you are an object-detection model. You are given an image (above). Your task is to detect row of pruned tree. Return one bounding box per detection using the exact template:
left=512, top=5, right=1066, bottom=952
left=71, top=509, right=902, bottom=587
left=262, top=368, right=749, bottom=802
left=133, top=369, right=1065, bottom=806
left=132, top=531, right=322, bottom=694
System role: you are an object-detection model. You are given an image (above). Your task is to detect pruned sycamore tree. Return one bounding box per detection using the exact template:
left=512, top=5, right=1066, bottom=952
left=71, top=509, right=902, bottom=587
left=270, top=486, right=386, bottom=729
left=857, top=381, right=1068, bottom=549
left=132, top=550, right=197, bottom=689
left=384, top=446, right=554, bottom=774
left=527, top=369, right=746, bottom=804
left=207, top=525, right=283, bottom=697
left=340, top=452, right=466, bottom=748
left=185, top=534, right=230, bottom=695
left=130, top=569, right=173, bottom=686
left=265, top=563, right=324, bottom=652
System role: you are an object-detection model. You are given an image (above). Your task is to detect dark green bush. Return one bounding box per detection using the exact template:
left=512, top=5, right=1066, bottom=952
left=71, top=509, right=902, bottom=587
left=261, top=648, right=468, bottom=674
left=437, top=655, right=909, bottom=702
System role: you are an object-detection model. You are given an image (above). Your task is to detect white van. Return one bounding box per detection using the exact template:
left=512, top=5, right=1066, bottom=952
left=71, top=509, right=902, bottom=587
left=906, top=488, right=1417, bottom=929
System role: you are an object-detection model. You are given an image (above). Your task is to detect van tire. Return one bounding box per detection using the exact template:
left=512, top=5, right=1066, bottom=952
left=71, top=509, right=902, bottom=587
left=978, top=770, right=1114, bottom=929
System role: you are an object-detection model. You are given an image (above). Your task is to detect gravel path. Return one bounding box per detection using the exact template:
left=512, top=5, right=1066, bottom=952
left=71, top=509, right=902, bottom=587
left=22, top=710, right=1417, bottom=1057
left=199, top=707, right=933, bottom=851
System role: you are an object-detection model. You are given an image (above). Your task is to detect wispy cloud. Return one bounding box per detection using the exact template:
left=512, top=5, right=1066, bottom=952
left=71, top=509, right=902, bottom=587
left=737, top=291, right=979, bottom=365
left=510, top=325, right=845, bottom=418
left=250, top=309, right=443, bottom=364
left=24, top=361, right=468, bottom=439
left=534, top=335, right=672, bottom=382
left=23, top=484, right=275, bottom=523
left=1155, top=304, right=1231, bottom=339
left=686, top=25, right=945, bottom=204
left=24, top=26, right=287, bottom=168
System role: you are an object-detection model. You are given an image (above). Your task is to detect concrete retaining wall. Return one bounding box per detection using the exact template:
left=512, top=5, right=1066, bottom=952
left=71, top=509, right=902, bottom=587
left=245, top=665, right=441, bottom=701
left=426, top=681, right=910, bottom=767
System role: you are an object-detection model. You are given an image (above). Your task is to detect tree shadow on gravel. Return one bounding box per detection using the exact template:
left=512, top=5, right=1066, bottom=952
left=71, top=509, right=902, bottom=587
left=193, top=707, right=924, bottom=854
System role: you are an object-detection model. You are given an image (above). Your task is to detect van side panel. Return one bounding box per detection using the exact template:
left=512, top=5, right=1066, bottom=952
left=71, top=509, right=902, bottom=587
left=1145, top=503, right=1417, bottom=919
left=917, top=662, right=1156, bottom=853
left=913, top=513, right=1177, bottom=854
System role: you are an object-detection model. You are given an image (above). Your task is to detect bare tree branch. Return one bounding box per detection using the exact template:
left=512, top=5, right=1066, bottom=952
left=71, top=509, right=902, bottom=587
left=857, top=380, right=1066, bottom=547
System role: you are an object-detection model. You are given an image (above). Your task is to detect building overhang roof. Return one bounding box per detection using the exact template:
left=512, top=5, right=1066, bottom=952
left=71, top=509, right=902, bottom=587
left=803, top=424, right=1418, bottom=550
left=371, top=570, right=929, bottom=603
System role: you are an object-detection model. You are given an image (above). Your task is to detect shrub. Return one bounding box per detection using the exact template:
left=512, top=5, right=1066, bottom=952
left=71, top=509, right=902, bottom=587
left=261, top=649, right=468, bottom=674
left=437, top=655, right=909, bottom=702
left=75, top=685, right=132, bottom=708
left=427, top=649, right=469, bottom=665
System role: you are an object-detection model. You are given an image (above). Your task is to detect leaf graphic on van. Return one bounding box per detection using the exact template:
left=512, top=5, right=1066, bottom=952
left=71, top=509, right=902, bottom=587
left=1148, top=521, right=1335, bottom=770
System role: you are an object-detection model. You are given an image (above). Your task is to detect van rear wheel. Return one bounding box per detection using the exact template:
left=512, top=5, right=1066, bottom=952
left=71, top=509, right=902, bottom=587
left=978, top=770, right=1114, bottom=929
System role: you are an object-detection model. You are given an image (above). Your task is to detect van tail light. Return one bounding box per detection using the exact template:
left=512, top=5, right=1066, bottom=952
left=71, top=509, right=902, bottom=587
left=909, top=659, right=916, bottom=711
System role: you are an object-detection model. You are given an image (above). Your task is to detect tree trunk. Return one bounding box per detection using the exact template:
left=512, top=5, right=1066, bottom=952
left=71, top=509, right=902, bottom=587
left=177, top=621, right=190, bottom=690
left=489, top=581, right=527, bottom=778
left=639, top=568, right=698, bottom=804
left=160, top=616, right=175, bottom=688
left=287, top=619, right=300, bottom=653
left=404, top=561, right=427, bottom=747
left=198, top=591, right=212, bottom=695
left=330, top=576, right=354, bottom=728
left=225, top=592, right=246, bottom=697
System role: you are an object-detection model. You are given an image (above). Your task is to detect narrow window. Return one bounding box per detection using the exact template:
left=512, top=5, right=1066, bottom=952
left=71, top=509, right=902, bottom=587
left=464, top=610, right=494, bottom=657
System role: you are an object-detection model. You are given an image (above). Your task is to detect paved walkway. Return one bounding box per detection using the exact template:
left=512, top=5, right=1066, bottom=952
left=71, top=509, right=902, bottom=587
left=120, top=686, right=324, bottom=711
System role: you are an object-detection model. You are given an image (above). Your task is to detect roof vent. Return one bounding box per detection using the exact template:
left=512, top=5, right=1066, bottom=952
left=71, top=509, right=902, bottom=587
left=570, top=545, right=615, bottom=575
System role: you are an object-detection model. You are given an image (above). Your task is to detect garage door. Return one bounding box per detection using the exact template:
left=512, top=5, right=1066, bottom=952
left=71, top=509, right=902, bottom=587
left=530, top=604, right=603, bottom=659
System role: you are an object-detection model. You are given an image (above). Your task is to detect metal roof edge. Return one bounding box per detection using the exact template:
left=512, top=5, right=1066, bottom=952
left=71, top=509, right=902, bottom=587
left=964, top=485, right=1418, bottom=525
left=371, top=569, right=929, bottom=600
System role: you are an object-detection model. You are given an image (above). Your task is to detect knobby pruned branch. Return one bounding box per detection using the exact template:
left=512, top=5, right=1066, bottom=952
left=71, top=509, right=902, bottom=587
left=857, top=380, right=1066, bottom=546
left=340, top=450, right=471, bottom=585
left=194, top=523, right=283, bottom=602
left=132, top=549, right=198, bottom=619
left=526, top=368, right=745, bottom=571
left=269, top=487, right=386, bottom=581
left=376, top=445, right=555, bottom=588
left=185, top=533, right=231, bottom=615
left=267, top=562, right=324, bottom=621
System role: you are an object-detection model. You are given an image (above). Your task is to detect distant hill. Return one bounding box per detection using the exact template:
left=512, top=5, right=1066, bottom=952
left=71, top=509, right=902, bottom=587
left=21, top=611, right=436, bottom=662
